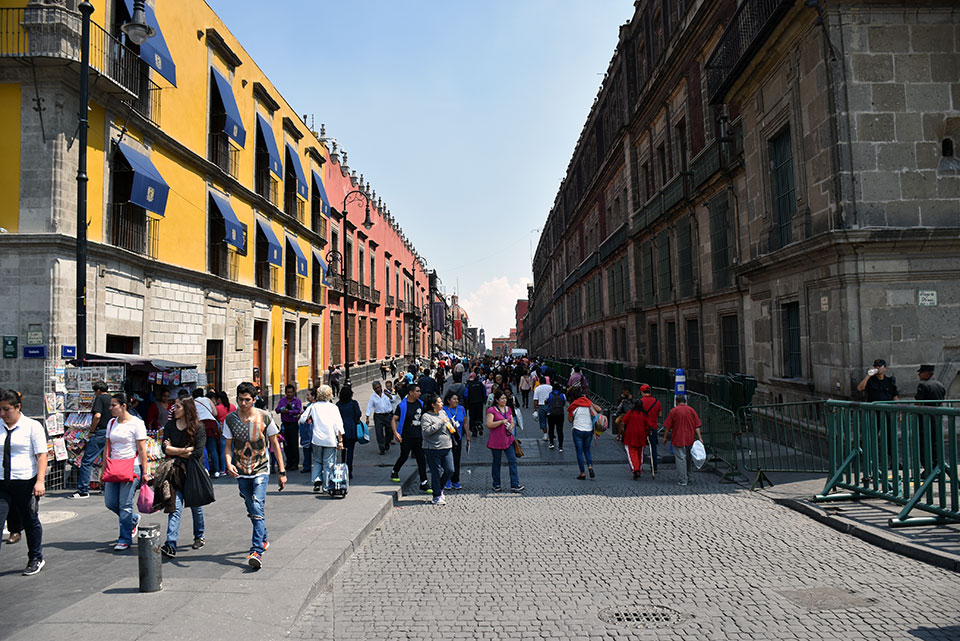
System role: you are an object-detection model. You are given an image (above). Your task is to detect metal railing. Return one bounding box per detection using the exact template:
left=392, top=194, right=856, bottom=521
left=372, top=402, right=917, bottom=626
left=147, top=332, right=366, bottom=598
left=128, top=76, right=161, bottom=126
left=386, top=294, right=395, bottom=308
left=738, top=400, right=831, bottom=489
left=705, top=0, right=793, bottom=103
left=109, top=203, right=149, bottom=255
left=285, top=193, right=304, bottom=223
left=210, top=132, right=239, bottom=178
left=814, top=400, right=960, bottom=528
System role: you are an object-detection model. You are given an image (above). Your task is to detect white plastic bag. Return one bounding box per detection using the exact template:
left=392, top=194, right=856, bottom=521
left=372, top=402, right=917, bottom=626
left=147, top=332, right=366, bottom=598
left=690, top=439, right=707, bottom=469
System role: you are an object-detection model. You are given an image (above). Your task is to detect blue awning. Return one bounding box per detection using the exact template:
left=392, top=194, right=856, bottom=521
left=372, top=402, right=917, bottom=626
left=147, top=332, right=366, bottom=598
left=122, top=0, right=176, bottom=86
left=287, top=236, right=308, bottom=277
left=208, top=189, right=244, bottom=251
left=311, top=170, right=330, bottom=216
left=313, top=249, right=331, bottom=286
left=115, top=141, right=169, bottom=216
left=210, top=68, right=246, bottom=147
left=256, top=114, right=282, bottom=179
left=285, top=143, right=308, bottom=201
left=256, top=219, right=283, bottom=267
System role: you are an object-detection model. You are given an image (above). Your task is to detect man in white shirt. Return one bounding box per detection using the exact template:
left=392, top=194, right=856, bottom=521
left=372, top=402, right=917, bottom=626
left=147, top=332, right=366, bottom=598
left=366, top=381, right=395, bottom=455
left=532, top=380, right=554, bottom=442
left=0, top=389, right=48, bottom=575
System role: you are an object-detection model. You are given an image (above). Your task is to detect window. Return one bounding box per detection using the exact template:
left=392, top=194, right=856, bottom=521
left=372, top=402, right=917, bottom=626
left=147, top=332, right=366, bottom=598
left=641, top=241, right=655, bottom=305
left=346, top=313, right=356, bottom=363
left=657, top=230, right=672, bottom=302
left=721, top=314, right=740, bottom=374
left=385, top=264, right=390, bottom=296
left=769, top=126, right=796, bottom=250
left=255, top=117, right=280, bottom=206
left=255, top=226, right=276, bottom=290
left=686, top=318, right=701, bottom=370
left=312, top=254, right=324, bottom=305
left=344, top=236, right=353, bottom=280
left=642, top=162, right=653, bottom=201
left=371, top=318, right=378, bottom=359
left=370, top=254, right=376, bottom=290
left=208, top=202, right=229, bottom=278
left=675, top=119, right=688, bottom=173
left=284, top=146, right=305, bottom=222
left=666, top=320, right=678, bottom=366
left=109, top=152, right=158, bottom=257
left=358, top=316, right=367, bottom=362
left=209, top=70, right=241, bottom=178
left=677, top=217, right=693, bottom=298
left=386, top=319, right=392, bottom=355
left=106, top=334, right=140, bottom=354
left=657, top=143, right=667, bottom=188
left=358, top=244, right=366, bottom=285
left=648, top=323, right=659, bottom=365
left=782, top=302, right=802, bottom=378
left=285, top=242, right=302, bottom=299
left=709, top=194, right=732, bottom=289
left=396, top=321, right=403, bottom=356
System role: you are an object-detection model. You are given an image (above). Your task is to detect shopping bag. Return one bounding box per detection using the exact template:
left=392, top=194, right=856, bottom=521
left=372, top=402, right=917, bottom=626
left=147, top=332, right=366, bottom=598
left=691, top=439, right=707, bottom=469
left=356, top=421, right=370, bottom=444
left=137, top=482, right=159, bottom=514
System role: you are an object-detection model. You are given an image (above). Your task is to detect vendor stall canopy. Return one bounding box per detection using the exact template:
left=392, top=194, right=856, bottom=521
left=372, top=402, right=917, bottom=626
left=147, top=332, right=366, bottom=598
left=69, top=352, right=196, bottom=373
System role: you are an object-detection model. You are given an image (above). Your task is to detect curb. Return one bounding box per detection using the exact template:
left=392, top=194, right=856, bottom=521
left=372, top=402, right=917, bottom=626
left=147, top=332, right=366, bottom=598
left=774, top=497, right=960, bottom=573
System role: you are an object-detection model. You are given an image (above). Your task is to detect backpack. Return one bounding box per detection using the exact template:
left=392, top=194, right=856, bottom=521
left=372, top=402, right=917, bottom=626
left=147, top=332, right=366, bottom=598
left=466, top=380, right=484, bottom=405
left=548, top=391, right=565, bottom=416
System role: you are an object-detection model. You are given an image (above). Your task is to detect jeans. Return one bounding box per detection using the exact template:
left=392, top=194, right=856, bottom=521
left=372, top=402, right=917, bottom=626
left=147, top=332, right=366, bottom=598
left=520, top=390, right=530, bottom=408
left=647, top=432, right=659, bottom=472
left=165, top=491, right=205, bottom=552
left=299, top=423, right=313, bottom=471
left=373, top=413, right=393, bottom=452
left=77, top=429, right=106, bottom=494
left=205, top=436, right=224, bottom=475
left=451, top=437, right=463, bottom=484
left=490, top=446, right=520, bottom=489
left=341, top=440, right=356, bottom=475
left=219, top=436, right=228, bottom=473
left=468, top=405, right=484, bottom=434
left=237, top=475, right=268, bottom=553
left=675, top=445, right=692, bottom=484
left=392, top=437, right=427, bottom=482
left=104, top=465, right=141, bottom=545
left=425, top=448, right=454, bottom=498
left=572, top=429, right=593, bottom=473
left=547, top=414, right=564, bottom=448
left=0, top=478, right=42, bottom=561
left=537, top=407, right=548, bottom=433
left=312, top=444, right=338, bottom=489
left=281, top=422, right=299, bottom=471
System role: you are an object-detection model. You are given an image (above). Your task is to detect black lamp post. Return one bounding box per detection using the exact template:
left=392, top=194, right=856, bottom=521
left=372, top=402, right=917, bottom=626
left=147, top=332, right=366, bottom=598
left=326, top=190, right=373, bottom=386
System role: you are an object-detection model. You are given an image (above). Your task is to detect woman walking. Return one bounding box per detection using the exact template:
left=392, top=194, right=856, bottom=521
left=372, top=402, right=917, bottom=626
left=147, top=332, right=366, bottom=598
left=518, top=369, right=533, bottom=408
left=485, top=390, right=523, bottom=493
left=441, top=390, right=468, bottom=490
left=567, top=388, right=602, bottom=480
left=299, top=385, right=343, bottom=493
left=0, top=390, right=47, bottom=575
left=421, top=393, right=455, bottom=505
left=546, top=384, right=567, bottom=452
left=103, top=393, right=150, bottom=551
left=160, top=396, right=208, bottom=557
left=337, top=386, right=362, bottom=479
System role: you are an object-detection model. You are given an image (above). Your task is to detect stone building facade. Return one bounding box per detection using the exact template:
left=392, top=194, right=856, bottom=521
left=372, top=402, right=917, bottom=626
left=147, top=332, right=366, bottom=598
left=527, top=0, right=960, bottom=404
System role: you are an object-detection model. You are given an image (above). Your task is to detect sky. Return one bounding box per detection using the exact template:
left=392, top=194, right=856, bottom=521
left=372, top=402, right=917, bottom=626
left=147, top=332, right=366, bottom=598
left=207, top=0, right=634, bottom=339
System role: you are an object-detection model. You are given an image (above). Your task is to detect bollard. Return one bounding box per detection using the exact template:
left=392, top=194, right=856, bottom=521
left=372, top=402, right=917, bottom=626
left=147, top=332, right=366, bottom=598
left=138, top=524, right=162, bottom=593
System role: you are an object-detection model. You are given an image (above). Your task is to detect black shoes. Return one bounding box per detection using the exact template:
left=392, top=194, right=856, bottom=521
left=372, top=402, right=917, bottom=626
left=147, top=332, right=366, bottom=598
left=22, top=558, right=45, bottom=576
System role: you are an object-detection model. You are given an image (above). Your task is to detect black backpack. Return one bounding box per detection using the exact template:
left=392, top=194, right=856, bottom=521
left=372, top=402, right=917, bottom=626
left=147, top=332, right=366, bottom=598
left=548, top=391, right=565, bottom=416
left=466, top=380, right=484, bottom=405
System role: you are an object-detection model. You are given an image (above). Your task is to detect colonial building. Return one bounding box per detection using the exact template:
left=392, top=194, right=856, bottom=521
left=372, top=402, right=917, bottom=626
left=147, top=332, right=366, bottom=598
left=528, top=0, right=960, bottom=403
left=0, top=0, right=439, bottom=410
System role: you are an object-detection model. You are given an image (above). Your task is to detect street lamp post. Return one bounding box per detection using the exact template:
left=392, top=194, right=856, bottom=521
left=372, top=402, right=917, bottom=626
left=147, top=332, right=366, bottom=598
left=326, top=190, right=372, bottom=386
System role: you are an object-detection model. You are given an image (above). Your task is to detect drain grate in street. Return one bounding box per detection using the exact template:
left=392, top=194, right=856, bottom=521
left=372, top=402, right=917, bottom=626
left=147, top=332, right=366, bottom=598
left=598, top=605, right=684, bottom=629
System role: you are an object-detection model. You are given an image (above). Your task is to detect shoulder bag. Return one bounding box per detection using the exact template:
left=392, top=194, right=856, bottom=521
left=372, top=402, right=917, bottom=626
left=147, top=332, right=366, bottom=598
left=102, top=419, right=139, bottom=483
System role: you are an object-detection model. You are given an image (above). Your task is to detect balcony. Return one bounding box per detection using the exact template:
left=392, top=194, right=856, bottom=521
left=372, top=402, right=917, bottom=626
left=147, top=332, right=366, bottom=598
left=210, top=132, right=239, bottom=178
left=360, top=284, right=371, bottom=301
left=386, top=294, right=395, bottom=308
left=705, top=0, right=794, bottom=104
left=369, top=288, right=381, bottom=306
left=109, top=203, right=158, bottom=258
left=345, top=279, right=359, bottom=297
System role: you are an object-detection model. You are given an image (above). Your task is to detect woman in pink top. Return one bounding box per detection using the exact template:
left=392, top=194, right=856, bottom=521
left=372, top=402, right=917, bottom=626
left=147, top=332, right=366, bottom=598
left=485, top=390, right=523, bottom=493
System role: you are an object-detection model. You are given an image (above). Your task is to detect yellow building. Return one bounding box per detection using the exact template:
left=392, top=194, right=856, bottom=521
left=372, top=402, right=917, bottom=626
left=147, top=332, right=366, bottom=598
left=0, top=0, right=338, bottom=409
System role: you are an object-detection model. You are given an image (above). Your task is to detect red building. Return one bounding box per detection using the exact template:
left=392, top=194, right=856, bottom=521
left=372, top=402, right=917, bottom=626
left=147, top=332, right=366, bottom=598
left=321, top=141, right=430, bottom=384
left=515, top=299, right=528, bottom=349
left=491, top=328, right=518, bottom=359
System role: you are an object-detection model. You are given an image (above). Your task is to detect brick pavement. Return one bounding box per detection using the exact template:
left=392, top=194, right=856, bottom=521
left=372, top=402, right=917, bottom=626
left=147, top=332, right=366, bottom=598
left=290, top=402, right=960, bottom=640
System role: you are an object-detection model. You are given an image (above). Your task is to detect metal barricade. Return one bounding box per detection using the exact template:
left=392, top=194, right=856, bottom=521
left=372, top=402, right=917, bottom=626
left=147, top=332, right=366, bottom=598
left=737, top=401, right=831, bottom=489
left=814, top=400, right=960, bottom=528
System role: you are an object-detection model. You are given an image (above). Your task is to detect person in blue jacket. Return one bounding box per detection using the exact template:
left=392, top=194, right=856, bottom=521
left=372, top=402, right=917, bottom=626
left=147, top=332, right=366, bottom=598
left=336, top=386, right=362, bottom=479
left=441, top=389, right=469, bottom=490
left=390, top=385, right=429, bottom=492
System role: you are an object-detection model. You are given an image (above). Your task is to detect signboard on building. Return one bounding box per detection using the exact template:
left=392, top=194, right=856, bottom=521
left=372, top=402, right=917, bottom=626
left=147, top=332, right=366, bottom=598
left=3, top=336, right=16, bottom=359
left=918, top=290, right=937, bottom=306
left=23, top=346, right=47, bottom=359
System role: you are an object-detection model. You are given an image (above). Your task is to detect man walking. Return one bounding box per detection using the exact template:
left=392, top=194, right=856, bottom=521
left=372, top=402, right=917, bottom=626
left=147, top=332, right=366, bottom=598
left=418, top=368, right=439, bottom=396
left=224, top=382, right=286, bottom=570
left=275, top=384, right=302, bottom=473
left=662, top=395, right=702, bottom=486
left=635, top=384, right=661, bottom=474
left=916, top=364, right=947, bottom=478
left=390, top=384, right=429, bottom=493
left=465, top=373, right=486, bottom=437
left=532, top=376, right=553, bottom=442
left=71, top=381, right=110, bottom=499
left=366, top=381, right=395, bottom=455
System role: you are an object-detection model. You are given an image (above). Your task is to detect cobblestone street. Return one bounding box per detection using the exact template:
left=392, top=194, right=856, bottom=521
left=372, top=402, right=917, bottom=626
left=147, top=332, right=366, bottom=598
left=292, top=429, right=960, bottom=640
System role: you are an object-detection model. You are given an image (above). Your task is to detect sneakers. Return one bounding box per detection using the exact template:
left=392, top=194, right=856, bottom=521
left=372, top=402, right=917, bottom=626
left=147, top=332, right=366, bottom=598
left=113, top=542, right=130, bottom=552
left=633, top=470, right=641, bottom=480
left=548, top=443, right=555, bottom=450
left=558, top=448, right=563, bottom=453
left=419, top=480, right=430, bottom=493
left=263, top=540, right=270, bottom=551
left=510, top=485, right=525, bottom=493
left=131, top=517, right=139, bottom=540
left=450, top=482, right=462, bottom=490
left=69, top=492, right=89, bottom=499
left=432, top=494, right=446, bottom=505
left=160, top=543, right=176, bottom=558
left=542, top=434, right=549, bottom=442
left=247, top=551, right=262, bottom=570
left=313, top=481, right=323, bottom=493
left=22, top=558, right=45, bottom=576
left=391, top=474, right=401, bottom=483
left=678, top=480, right=688, bottom=486
left=444, top=481, right=453, bottom=490
left=491, top=485, right=502, bottom=492
left=192, top=537, right=205, bottom=550
left=576, top=473, right=586, bottom=480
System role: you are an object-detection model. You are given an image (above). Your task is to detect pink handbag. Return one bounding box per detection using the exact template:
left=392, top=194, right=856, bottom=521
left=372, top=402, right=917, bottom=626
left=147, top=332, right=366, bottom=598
left=102, top=456, right=137, bottom=483
left=137, top=482, right=158, bottom=514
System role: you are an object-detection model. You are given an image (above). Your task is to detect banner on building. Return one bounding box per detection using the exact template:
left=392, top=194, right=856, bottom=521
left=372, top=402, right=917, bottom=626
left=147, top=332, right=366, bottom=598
left=454, top=319, right=462, bottom=340
left=432, top=301, right=446, bottom=334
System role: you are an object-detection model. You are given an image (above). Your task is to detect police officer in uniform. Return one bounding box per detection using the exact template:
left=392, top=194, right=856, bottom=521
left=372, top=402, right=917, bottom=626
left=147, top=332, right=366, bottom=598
left=915, top=364, right=946, bottom=479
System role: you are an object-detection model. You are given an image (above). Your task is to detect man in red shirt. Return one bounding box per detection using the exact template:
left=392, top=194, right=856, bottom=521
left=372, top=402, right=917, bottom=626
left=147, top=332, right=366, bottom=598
left=662, top=395, right=702, bottom=486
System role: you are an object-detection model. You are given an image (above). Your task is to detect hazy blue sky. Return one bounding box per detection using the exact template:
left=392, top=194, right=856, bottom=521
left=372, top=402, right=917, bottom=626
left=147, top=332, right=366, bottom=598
left=207, top=0, right=633, bottom=339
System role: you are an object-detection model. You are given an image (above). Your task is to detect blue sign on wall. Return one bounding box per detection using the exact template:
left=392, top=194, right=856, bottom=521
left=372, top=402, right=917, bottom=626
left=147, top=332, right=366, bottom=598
left=61, top=345, right=76, bottom=359
left=23, top=346, right=47, bottom=359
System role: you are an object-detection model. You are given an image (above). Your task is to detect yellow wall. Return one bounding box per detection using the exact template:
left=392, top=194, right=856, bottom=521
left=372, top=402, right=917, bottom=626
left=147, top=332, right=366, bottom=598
left=86, top=102, right=106, bottom=242
left=0, top=83, right=20, bottom=232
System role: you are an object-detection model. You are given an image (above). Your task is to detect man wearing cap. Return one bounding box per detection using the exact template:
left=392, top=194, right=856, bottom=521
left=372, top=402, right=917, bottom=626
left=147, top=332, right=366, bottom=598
left=857, top=359, right=899, bottom=402
left=916, top=364, right=946, bottom=478
left=915, top=364, right=946, bottom=403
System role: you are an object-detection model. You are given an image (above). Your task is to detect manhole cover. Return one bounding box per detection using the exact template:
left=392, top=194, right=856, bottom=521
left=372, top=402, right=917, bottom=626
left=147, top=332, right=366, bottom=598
left=598, top=605, right=685, bottom=629
left=778, top=587, right=876, bottom=611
